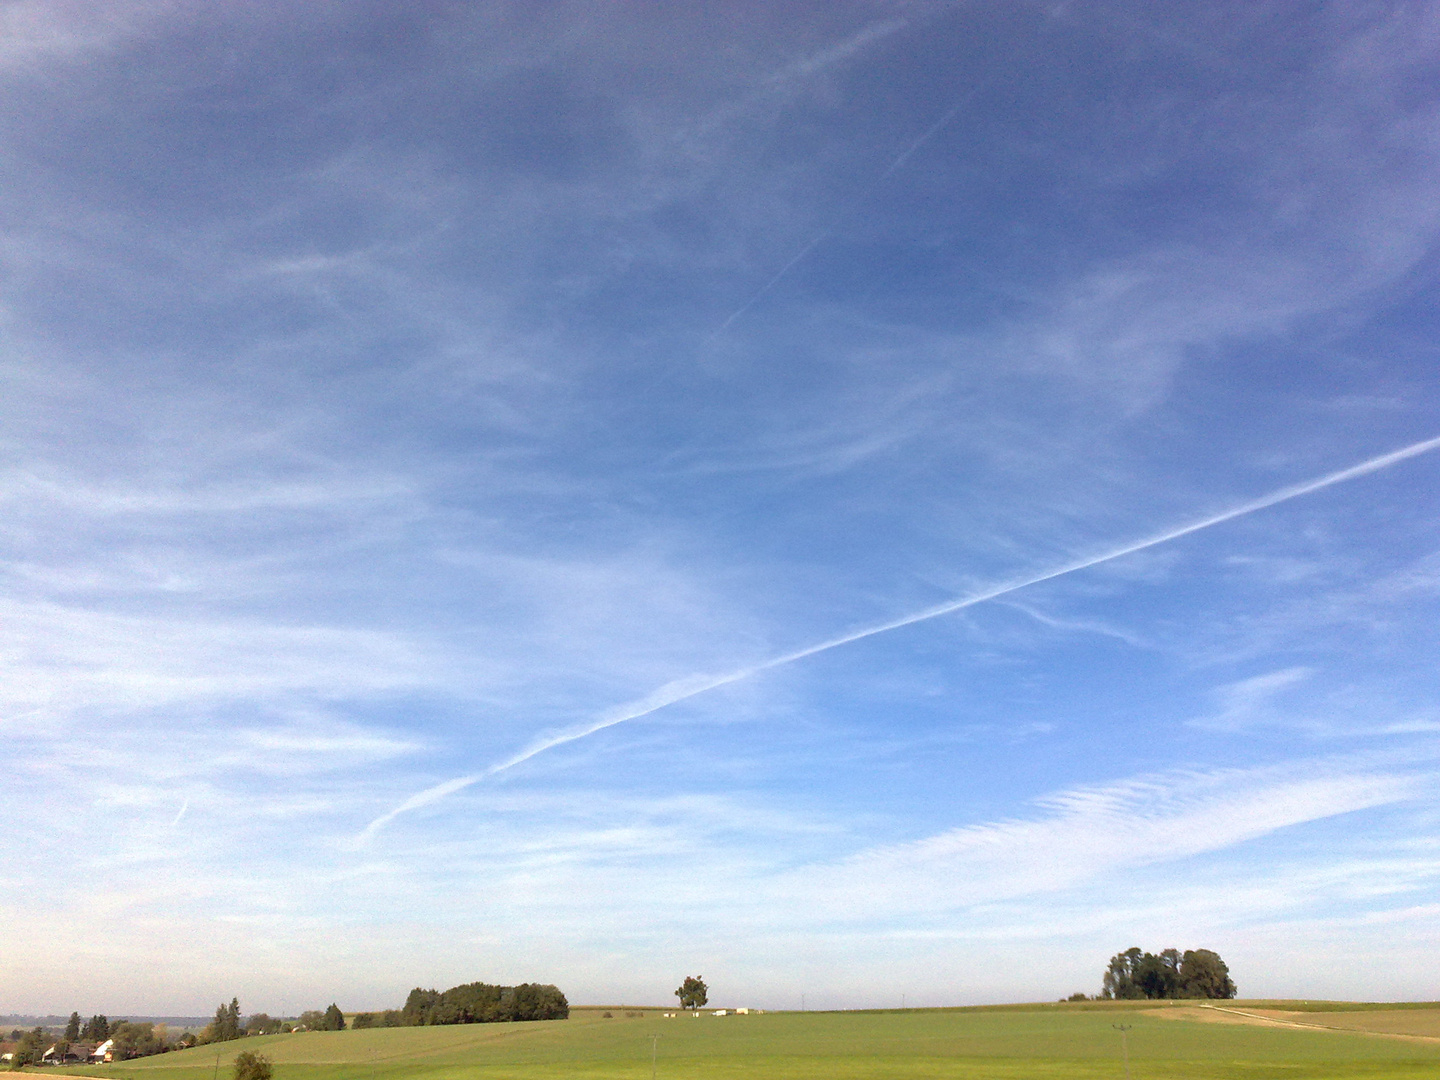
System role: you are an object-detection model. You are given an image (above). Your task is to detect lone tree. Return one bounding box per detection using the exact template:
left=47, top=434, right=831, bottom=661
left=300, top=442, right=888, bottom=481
left=321, top=1004, right=347, bottom=1031
left=675, top=976, right=708, bottom=1011
left=232, top=1051, right=272, bottom=1080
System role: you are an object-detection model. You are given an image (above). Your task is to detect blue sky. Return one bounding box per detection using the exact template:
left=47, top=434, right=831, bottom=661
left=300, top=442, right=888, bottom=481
left=3, top=0, right=1440, bottom=1014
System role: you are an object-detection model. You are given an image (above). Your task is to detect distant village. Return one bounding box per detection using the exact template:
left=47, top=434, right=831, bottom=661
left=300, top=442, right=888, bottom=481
left=1, top=1003, right=345, bottom=1067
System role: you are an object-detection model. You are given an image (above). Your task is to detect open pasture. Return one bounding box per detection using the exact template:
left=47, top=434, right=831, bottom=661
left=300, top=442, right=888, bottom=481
left=52, top=1003, right=1440, bottom=1080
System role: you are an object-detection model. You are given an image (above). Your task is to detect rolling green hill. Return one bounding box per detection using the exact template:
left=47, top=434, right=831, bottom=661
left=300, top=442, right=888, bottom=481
left=44, top=1001, right=1440, bottom=1080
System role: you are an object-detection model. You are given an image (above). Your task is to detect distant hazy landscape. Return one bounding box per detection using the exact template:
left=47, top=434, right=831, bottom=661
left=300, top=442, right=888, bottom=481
left=28, top=1001, right=1440, bottom=1080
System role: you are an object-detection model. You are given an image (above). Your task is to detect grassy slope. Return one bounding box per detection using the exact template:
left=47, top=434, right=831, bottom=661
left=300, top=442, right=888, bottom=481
left=45, top=1003, right=1440, bottom=1080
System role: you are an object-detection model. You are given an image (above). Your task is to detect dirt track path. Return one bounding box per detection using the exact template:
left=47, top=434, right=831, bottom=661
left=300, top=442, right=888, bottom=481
left=1177, top=1004, right=1440, bottom=1045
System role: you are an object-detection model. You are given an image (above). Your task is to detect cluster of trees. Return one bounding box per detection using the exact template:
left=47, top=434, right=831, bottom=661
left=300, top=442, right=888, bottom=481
left=74, top=1014, right=110, bottom=1042
left=39, top=1013, right=119, bottom=1042
left=108, top=1022, right=174, bottom=1058
left=243, top=1014, right=284, bottom=1037
left=674, top=976, right=708, bottom=1011
left=198, top=999, right=342, bottom=1041
left=297, top=1006, right=347, bottom=1032
left=399, top=982, right=569, bottom=1025
left=1100, top=947, right=1237, bottom=1000
left=7, top=1028, right=49, bottom=1067
left=203, top=1000, right=245, bottom=1043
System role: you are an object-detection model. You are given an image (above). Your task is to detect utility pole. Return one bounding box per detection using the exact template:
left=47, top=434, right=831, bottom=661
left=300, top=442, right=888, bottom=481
left=1112, top=1024, right=1132, bottom=1080
left=801, top=994, right=805, bottom=1012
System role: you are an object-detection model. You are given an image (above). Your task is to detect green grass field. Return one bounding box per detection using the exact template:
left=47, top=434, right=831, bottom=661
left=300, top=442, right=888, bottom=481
left=45, top=1002, right=1440, bottom=1080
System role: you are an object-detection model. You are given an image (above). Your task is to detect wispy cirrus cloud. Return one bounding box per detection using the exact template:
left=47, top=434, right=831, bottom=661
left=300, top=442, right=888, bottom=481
left=1191, top=667, right=1315, bottom=732
left=0, top=0, right=175, bottom=72
left=779, top=757, right=1428, bottom=923
left=0, top=600, right=435, bottom=718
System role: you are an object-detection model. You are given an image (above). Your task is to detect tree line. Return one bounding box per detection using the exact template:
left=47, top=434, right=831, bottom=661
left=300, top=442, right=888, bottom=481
left=388, top=982, right=569, bottom=1026
left=1099, top=947, right=1237, bottom=1000
left=200, top=999, right=344, bottom=1042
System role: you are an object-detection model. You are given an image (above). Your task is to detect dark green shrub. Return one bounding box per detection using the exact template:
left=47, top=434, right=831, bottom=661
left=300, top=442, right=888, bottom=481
left=232, top=1051, right=272, bottom=1080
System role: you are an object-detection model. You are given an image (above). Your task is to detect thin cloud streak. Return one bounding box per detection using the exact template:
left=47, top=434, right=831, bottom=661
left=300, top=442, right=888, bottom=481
left=784, top=761, right=1424, bottom=920
left=710, top=93, right=975, bottom=337
left=768, top=17, right=910, bottom=84
left=359, top=434, right=1440, bottom=841
left=691, top=15, right=912, bottom=141
left=877, top=97, right=972, bottom=182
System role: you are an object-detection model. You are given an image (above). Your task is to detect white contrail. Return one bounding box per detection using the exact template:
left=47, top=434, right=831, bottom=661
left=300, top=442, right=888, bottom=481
left=710, top=94, right=974, bottom=338
left=773, top=17, right=910, bottom=83
left=714, top=234, right=832, bottom=335
left=357, top=435, right=1440, bottom=842
left=355, top=775, right=477, bottom=843
left=877, top=96, right=972, bottom=182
